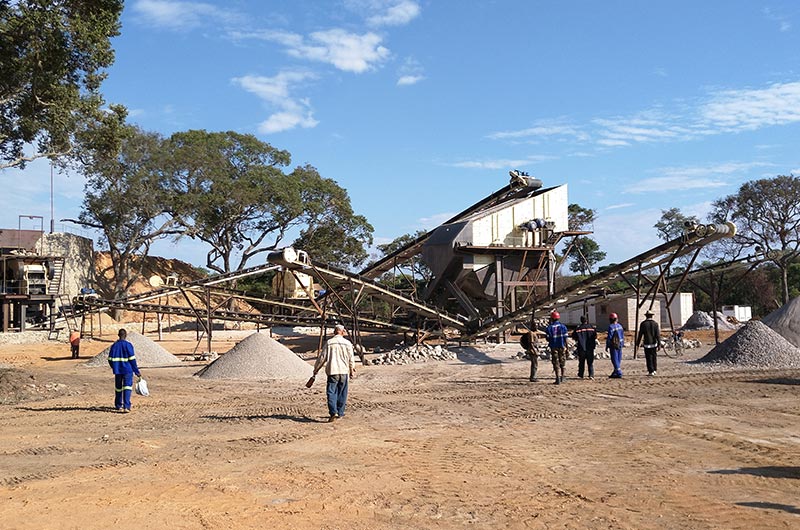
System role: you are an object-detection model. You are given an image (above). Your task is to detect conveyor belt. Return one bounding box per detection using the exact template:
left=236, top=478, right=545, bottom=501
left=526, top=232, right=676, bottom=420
left=469, top=222, right=737, bottom=338
left=358, top=183, right=553, bottom=279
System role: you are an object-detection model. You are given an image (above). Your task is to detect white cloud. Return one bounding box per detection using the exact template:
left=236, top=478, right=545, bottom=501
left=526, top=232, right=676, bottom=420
left=791, top=168, right=800, bottom=175
left=446, top=155, right=552, bottom=170
left=397, top=75, right=423, bottom=86
left=763, top=7, right=792, bottom=32
left=488, top=119, right=589, bottom=142
left=248, top=28, right=390, bottom=73
left=132, top=0, right=241, bottom=31
left=627, top=176, right=728, bottom=194
left=397, top=57, right=425, bottom=86
left=626, top=162, right=774, bottom=193
left=597, top=138, right=629, bottom=147
left=593, top=208, right=663, bottom=265
left=367, top=1, right=421, bottom=26
left=657, top=161, right=773, bottom=179
left=233, top=71, right=319, bottom=134
left=494, top=80, right=800, bottom=151
left=700, top=81, right=800, bottom=131
left=417, top=212, right=456, bottom=229
left=605, top=203, right=634, bottom=210
left=652, top=67, right=668, bottom=77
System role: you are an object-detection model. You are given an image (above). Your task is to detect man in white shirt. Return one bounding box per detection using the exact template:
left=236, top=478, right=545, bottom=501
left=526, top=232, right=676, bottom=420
left=313, top=324, right=356, bottom=422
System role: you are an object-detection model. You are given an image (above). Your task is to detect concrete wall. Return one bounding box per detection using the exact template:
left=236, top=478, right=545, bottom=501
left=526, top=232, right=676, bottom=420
left=40, top=232, right=94, bottom=299
left=658, top=292, right=694, bottom=329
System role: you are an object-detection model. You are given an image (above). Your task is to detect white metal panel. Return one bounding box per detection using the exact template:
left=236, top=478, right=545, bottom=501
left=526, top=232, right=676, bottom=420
left=467, top=185, right=570, bottom=247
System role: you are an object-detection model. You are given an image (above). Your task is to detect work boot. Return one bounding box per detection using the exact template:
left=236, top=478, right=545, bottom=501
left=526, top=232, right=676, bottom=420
left=554, top=376, right=560, bottom=385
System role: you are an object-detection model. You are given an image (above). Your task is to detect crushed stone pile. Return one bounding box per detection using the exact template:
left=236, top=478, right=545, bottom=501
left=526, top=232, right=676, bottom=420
left=83, top=332, right=181, bottom=367
left=682, top=311, right=736, bottom=331
left=696, top=320, right=800, bottom=368
left=196, top=332, right=312, bottom=380
left=371, top=344, right=457, bottom=365
left=761, top=296, right=800, bottom=348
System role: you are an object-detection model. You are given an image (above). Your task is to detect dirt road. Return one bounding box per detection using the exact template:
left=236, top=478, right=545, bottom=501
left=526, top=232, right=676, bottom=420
left=1, top=332, right=798, bottom=529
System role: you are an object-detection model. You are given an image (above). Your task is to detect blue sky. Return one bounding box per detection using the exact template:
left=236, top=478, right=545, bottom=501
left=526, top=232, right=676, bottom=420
left=4, top=0, right=800, bottom=270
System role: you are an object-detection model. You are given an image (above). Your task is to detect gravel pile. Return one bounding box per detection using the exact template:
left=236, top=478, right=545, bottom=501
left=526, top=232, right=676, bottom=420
left=696, top=320, right=800, bottom=368
left=371, top=344, right=456, bottom=365
left=761, top=296, right=800, bottom=348
left=195, top=332, right=312, bottom=380
left=83, top=332, right=181, bottom=367
left=0, top=331, right=51, bottom=345
left=683, top=311, right=736, bottom=331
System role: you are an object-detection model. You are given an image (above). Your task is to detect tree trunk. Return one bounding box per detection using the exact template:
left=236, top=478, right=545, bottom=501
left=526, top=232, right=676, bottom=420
left=782, top=265, right=790, bottom=305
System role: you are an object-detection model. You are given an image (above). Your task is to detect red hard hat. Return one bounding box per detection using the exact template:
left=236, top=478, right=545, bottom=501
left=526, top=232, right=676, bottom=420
left=550, top=311, right=560, bottom=320
left=609, top=312, right=618, bottom=320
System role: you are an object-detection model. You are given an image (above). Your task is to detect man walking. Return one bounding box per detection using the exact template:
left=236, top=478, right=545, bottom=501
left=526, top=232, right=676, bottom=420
left=107, top=328, right=141, bottom=413
left=520, top=328, right=538, bottom=382
left=313, top=324, right=356, bottom=422
left=636, top=310, right=660, bottom=376
left=606, top=313, right=625, bottom=378
left=571, top=316, right=597, bottom=379
left=545, top=311, right=568, bottom=385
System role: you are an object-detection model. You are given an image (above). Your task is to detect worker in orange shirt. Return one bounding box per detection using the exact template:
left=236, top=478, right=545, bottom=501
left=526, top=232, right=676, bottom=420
left=69, top=330, right=81, bottom=359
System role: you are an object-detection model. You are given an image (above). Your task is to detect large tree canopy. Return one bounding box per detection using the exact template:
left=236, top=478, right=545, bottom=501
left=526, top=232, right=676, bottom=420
left=710, top=174, right=800, bottom=304
left=654, top=207, right=699, bottom=241
left=69, top=123, right=179, bottom=299
left=0, top=0, right=122, bottom=169
left=168, top=130, right=373, bottom=273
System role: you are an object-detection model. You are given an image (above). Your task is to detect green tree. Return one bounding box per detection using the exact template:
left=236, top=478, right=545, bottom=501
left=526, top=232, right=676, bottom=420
left=67, top=124, right=179, bottom=299
left=567, top=203, right=596, bottom=230
left=654, top=207, right=699, bottom=241
left=710, top=175, right=800, bottom=304
left=168, top=130, right=372, bottom=273
left=564, top=236, right=607, bottom=275
left=0, top=0, right=123, bottom=169
left=376, top=231, right=431, bottom=281
left=562, top=203, right=604, bottom=275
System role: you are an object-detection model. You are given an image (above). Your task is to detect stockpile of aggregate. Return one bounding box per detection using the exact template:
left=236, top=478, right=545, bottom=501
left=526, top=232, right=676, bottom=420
left=195, top=332, right=312, bottom=380
left=696, top=320, right=800, bottom=368
left=371, top=344, right=456, bottom=365
left=761, top=296, right=800, bottom=348
left=683, top=311, right=736, bottom=331
left=83, top=332, right=181, bottom=367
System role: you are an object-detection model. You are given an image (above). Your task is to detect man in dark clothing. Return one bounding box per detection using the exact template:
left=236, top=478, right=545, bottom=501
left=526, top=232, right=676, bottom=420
left=636, top=310, right=661, bottom=376
left=546, top=311, right=569, bottom=385
left=571, top=316, right=598, bottom=379
left=520, top=330, right=538, bottom=382
left=107, top=328, right=141, bottom=413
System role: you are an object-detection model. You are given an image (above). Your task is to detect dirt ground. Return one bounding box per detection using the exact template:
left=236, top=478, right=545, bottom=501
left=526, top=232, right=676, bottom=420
left=1, top=328, right=799, bottom=530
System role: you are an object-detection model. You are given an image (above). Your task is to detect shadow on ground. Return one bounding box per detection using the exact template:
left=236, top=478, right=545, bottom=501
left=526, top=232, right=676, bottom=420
left=203, top=413, right=325, bottom=424
left=744, top=377, right=800, bottom=386
left=736, top=501, right=800, bottom=515
left=18, top=405, right=120, bottom=413
left=454, top=347, right=503, bottom=365
left=709, top=466, right=800, bottom=479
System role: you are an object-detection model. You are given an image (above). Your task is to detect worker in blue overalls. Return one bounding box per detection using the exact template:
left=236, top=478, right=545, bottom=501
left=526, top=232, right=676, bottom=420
left=108, top=328, right=141, bottom=413
left=606, top=313, right=625, bottom=378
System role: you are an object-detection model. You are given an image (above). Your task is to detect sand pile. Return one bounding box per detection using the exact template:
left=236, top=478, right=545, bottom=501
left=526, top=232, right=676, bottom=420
left=195, top=332, right=312, bottom=381
left=683, top=311, right=736, bottom=331
left=761, top=296, right=800, bottom=348
left=83, top=332, right=181, bottom=367
left=696, top=320, right=800, bottom=368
